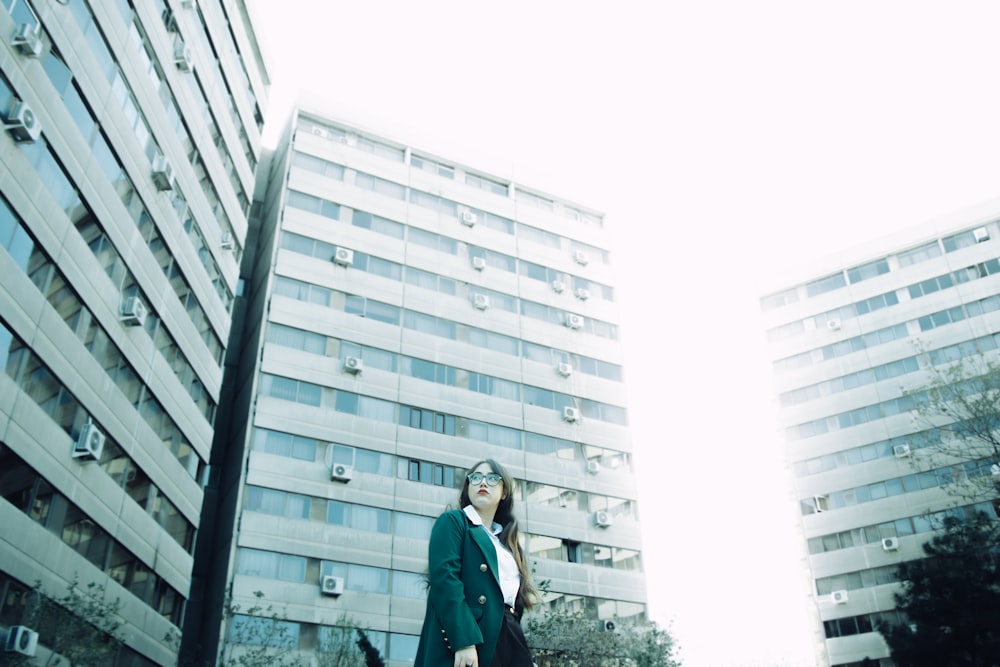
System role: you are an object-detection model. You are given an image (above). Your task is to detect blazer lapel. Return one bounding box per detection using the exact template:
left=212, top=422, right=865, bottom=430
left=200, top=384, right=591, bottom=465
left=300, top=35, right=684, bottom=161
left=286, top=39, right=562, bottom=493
left=466, top=516, right=501, bottom=586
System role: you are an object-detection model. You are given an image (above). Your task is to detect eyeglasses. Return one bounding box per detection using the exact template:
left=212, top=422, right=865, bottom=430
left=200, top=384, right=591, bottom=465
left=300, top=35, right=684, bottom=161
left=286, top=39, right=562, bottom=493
left=467, top=472, right=503, bottom=487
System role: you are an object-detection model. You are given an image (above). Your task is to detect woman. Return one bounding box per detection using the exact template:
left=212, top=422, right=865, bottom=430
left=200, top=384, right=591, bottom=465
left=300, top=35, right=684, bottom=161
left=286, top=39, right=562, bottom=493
left=414, top=459, right=537, bottom=667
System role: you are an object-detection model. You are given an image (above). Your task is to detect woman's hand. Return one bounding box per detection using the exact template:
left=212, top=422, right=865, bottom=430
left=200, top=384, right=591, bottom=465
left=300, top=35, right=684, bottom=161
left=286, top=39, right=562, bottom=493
left=453, top=645, right=479, bottom=667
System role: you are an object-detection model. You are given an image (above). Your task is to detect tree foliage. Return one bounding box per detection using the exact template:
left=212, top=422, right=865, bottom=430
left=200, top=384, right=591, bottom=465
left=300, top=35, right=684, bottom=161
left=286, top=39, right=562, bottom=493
left=524, top=608, right=681, bottom=667
left=879, top=512, right=1000, bottom=666
left=355, top=628, right=386, bottom=667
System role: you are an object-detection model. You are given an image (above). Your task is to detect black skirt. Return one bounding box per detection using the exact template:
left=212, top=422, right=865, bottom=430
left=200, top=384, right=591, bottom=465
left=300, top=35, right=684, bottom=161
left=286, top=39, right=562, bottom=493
left=490, top=606, right=534, bottom=667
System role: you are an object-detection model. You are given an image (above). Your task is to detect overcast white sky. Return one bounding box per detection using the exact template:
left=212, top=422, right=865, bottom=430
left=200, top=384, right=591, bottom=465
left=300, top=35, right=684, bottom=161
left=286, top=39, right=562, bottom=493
left=247, top=2, right=1000, bottom=664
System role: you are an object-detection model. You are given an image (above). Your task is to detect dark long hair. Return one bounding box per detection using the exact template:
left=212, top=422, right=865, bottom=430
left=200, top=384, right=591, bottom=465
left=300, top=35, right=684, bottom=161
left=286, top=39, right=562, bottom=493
left=460, top=458, right=538, bottom=610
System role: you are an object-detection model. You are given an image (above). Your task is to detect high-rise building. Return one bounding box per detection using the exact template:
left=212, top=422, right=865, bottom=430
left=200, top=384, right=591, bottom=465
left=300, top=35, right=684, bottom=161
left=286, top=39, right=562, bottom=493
left=760, top=198, right=1000, bottom=667
left=195, top=103, right=647, bottom=665
left=0, top=0, right=267, bottom=664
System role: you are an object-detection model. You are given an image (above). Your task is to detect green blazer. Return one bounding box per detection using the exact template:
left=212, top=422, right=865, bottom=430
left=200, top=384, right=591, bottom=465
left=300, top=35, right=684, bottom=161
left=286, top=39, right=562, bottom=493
left=413, top=509, right=511, bottom=667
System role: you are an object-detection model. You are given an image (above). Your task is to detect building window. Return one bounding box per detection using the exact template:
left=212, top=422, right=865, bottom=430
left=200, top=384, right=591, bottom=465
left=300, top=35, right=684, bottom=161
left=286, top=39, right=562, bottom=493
left=847, top=258, right=890, bottom=283
left=411, top=154, right=454, bottom=179
left=897, top=240, right=942, bottom=267
left=806, top=271, right=847, bottom=297
left=465, top=172, right=508, bottom=196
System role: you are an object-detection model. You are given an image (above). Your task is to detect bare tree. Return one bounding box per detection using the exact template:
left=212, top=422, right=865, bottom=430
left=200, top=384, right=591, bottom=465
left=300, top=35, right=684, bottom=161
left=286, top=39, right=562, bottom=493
left=903, top=348, right=1000, bottom=503
left=524, top=607, right=680, bottom=667
left=221, top=590, right=303, bottom=667
left=5, top=576, right=124, bottom=666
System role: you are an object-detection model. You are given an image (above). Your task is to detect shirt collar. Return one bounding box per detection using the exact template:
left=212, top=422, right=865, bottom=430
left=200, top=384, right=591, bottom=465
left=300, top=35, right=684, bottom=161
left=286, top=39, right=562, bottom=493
left=463, top=504, right=502, bottom=536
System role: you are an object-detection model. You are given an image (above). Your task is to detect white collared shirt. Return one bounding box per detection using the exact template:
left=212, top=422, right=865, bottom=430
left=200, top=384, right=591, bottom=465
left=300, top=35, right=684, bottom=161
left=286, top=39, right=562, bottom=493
left=463, top=505, right=520, bottom=607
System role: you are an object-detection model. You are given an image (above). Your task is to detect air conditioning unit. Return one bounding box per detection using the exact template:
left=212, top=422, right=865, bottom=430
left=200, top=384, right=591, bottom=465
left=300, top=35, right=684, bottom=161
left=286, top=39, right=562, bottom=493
left=813, top=495, right=829, bottom=513
left=120, top=296, right=148, bottom=327
left=331, top=463, right=353, bottom=483
left=5, top=625, right=38, bottom=657
left=551, top=280, right=566, bottom=293
left=826, top=318, right=841, bottom=331
left=473, top=294, right=490, bottom=310
left=220, top=232, right=234, bottom=250
left=882, top=536, right=900, bottom=551
left=573, top=250, right=590, bottom=265
left=151, top=154, right=175, bottom=191
left=72, top=423, right=105, bottom=462
left=599, top=619, right=616, bottom=632
left=461, top=210, right=478, bottom=227
left=557, top=362, right=573, bottom=377
left=593, top=510, right=612, bottom=528
left=333, top=247, right=354, bottom=266
left=563, top=406, right=580, bottom=422
left=344, top=356, right=363, bottom=374
left=11, top=23, right=42, bottom=57
left=3, top=99, right=41, bottom=142
left=472, top=256, right=487, bottom=270
left=174, top=38, right=193, bottom=71
left=565, top=314, right=584, bottom=329
left=893, top=443, right=911, bottom=458
left=831, top=589, right=848, bottom=604
left=586, top=459, right=601, bottom=474
left=974, top=227, right=990, bottom=243
left=320, top=574, right=345, bottom=596
left=574, top=288, right=591, bottom=301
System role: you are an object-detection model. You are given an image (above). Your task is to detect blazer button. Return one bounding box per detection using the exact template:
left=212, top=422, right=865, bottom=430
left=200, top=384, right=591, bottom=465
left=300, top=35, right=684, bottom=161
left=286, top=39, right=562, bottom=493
left=480, top=563, right=488, bottom=572
left=478, top=595, right=487, bottom=605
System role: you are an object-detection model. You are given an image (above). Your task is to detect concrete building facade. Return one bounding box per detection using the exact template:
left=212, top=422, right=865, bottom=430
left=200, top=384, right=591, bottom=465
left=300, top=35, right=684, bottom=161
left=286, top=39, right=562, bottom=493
left=0, top=0, right=267, bottom=663
left=761, top=198, right=1000, bottom=667
left=201, top=105, right=647, bottom=665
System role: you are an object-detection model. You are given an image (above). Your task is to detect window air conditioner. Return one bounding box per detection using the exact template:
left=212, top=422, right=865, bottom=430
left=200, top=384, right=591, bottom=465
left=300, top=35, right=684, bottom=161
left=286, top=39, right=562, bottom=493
left=599, top=620, right=616, bottom=632
left=151, top=154, right=175, bottom=191
left=174, top=38, right=193, bottom=71
left=813, top=495, right=828, bottom=513
left=551, top=280, right=566, bottom=293
left=3, top=99, right=41, bottom=142
left=882, top=536, right=900, bottom=551
left=557, top=362, right=573, bottom=377
left=574, top=288, right=591, bottom=301
left=826, top=318, right=841, bottom=331
left=831, top=589, right=848, bottom=604
left=220, top=232, right=234, bottom=250
left=472, top=256, right=487, bottom=271
left=5, top=626, right=39, bottom=657
left=586, top=460, right=601, bottom=474
left=461, top=211, right=478, bottom=227
left=473, top=294, right=490, bottom=310
left=11, top=23, right=42, bottom=57
left=344, top=356, right=363, bottom=374
left=593, top=510, right=612, bottom=528
left=320, top=575, right=345, bottom=596
left=573, top=250, right=590, bottom=266
left=333, top=247, right=354, bottom=266
left=120, top=296, right=148, bottom=327
left=72, top=423, right=106, bottom=462
left=893, top=443, right=911, bottom=458
left=974, top=227, right=990, bottom=243
left=563, top=406, right=580, bottom=422
left=565, top=314, right=584, bottom=329
left=331, top=464, right=353, bottom=483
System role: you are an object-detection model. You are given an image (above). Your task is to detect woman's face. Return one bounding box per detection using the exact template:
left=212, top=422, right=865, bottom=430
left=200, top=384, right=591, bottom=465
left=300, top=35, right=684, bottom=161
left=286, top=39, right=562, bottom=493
left=467, top=462, right=504, bottom=514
